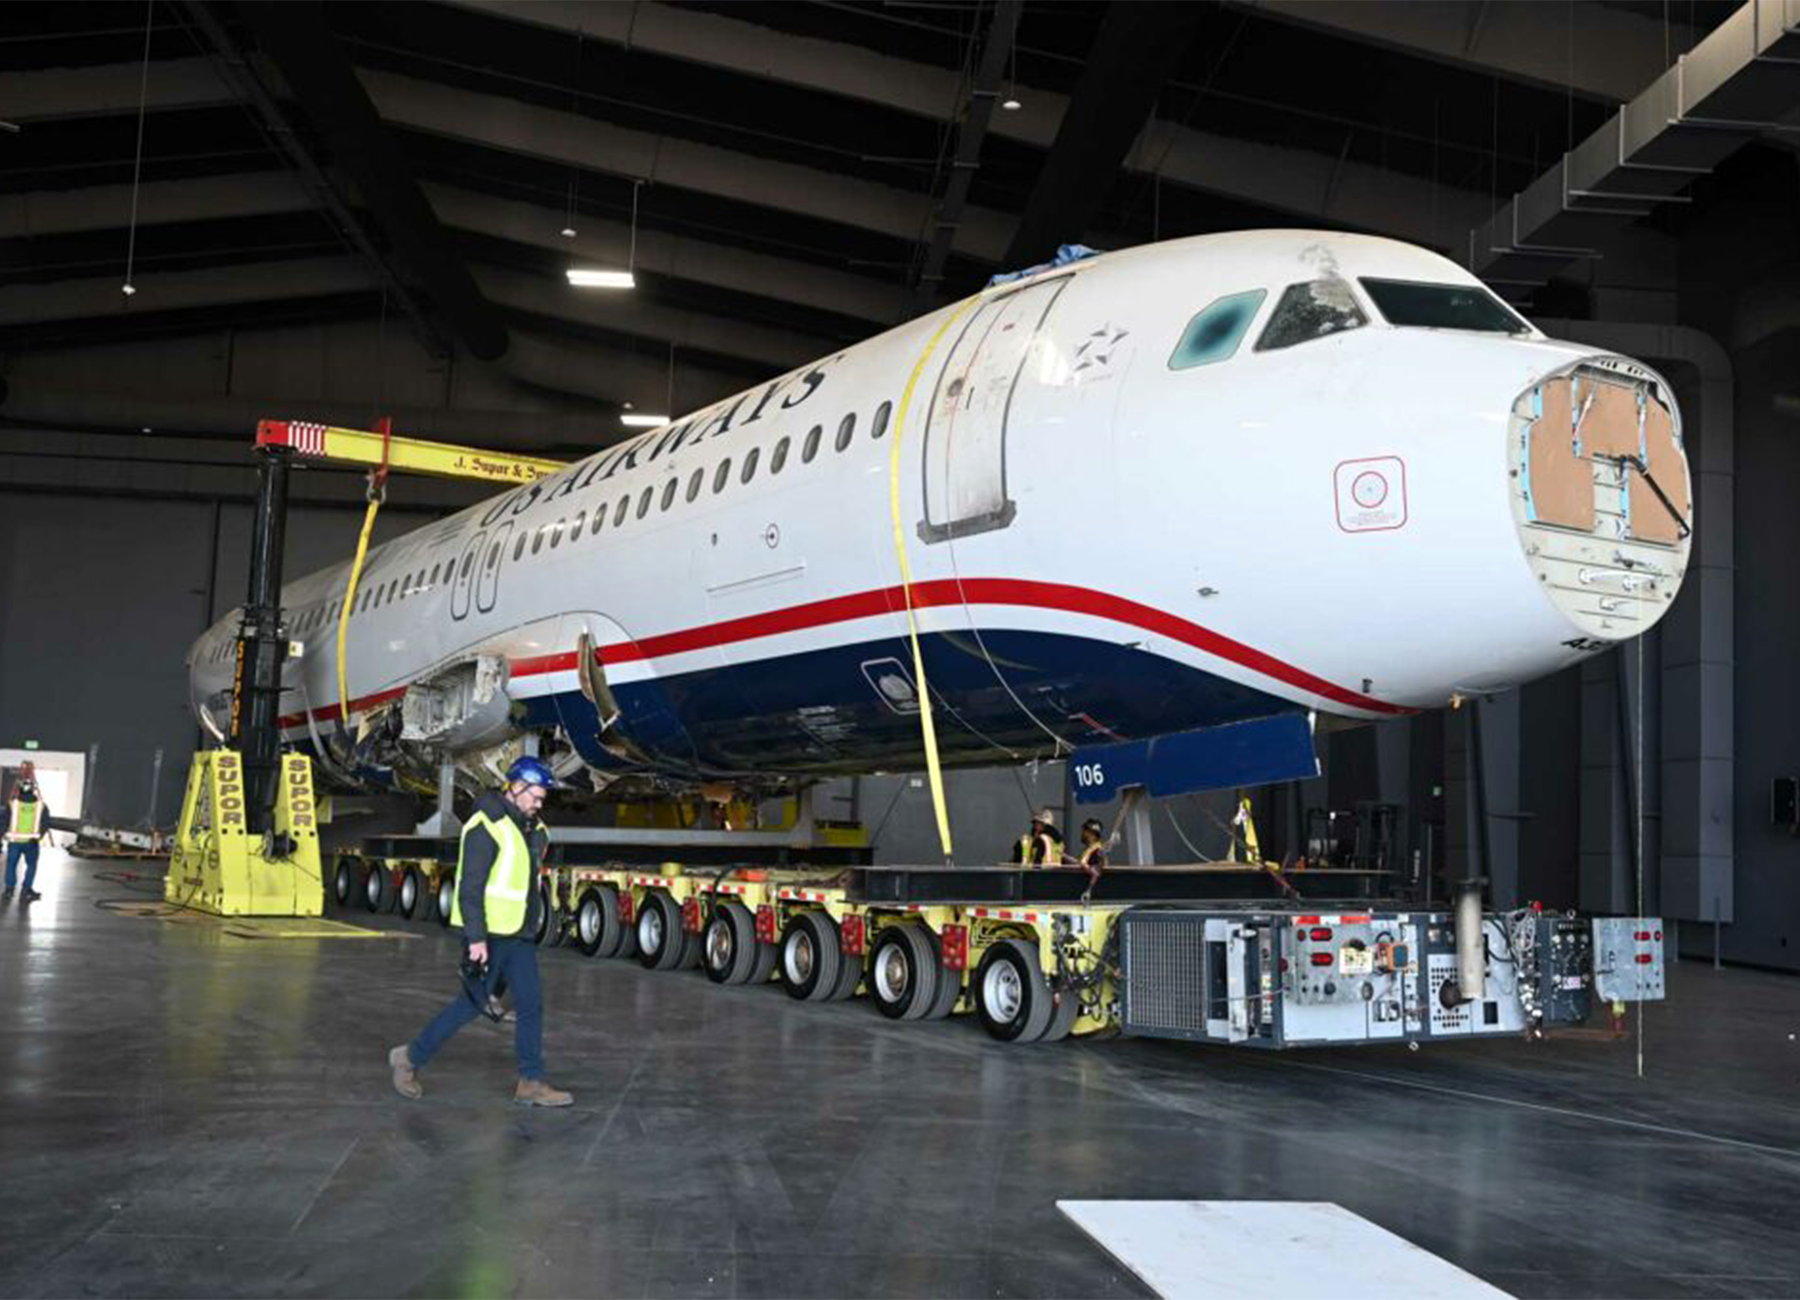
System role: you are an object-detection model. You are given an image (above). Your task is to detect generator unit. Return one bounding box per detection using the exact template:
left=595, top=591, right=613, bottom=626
left=1118, top=907, right=1662, bottom=1048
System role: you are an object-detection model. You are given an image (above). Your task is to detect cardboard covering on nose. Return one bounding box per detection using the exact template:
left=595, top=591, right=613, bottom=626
left=1577, top=379, right=1642, bottom=457
left=1631, top=397, right=1690, bottom=545
left=1527, top=377, right=1595, bottom=530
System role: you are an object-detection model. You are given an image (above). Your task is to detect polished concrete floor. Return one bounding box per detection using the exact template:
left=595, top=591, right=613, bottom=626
left=3, top=850, right=1799, bottom=1299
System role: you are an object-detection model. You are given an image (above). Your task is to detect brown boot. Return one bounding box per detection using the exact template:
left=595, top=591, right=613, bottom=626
left=514, top=1078, right=572, bottom=1107
left=389, top=1045, right=422, bottom=1100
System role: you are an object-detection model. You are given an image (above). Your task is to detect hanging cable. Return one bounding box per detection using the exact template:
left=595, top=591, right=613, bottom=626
left=121, top=0, right=155, bottom=298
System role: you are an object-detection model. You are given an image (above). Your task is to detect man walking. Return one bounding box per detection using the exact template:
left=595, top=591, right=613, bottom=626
left=4, top=766, right=51, bottom=902
left=389, top=757, right=573, bottom=1107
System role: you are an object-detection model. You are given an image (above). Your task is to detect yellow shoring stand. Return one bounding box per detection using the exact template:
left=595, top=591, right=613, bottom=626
left=168, top=418, right=568, bottom=917
left=167, top=752, right=323, bottom=915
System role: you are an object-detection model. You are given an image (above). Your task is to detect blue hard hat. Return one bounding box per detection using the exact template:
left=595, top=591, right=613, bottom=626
left=505, top=756, right=557, bottom=790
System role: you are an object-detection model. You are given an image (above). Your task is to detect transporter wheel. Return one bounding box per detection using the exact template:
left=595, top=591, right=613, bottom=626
left=704, top=901, right=759, bottom=985
left=923, top=935, right=963, bottom=1020
left=574, top=887, right=616, bottom=957
left=398, top=867, right=424, bottom=920
left=826, top=941, right=863, bottom=1000
left=779, top=911, right=841, bottom=1001
left=532, top=882, right=554, bottom=945
left=332, top=857, right=358, bottom=909
left=1039, top=985, right=1081, bottom=1044
left=868, top=925, right=939, bottom=1020
left=637, top=892, right=688, bottom=971
left=434, top=874, right=454, bottom=927
left=615, top=893, right=640, bottom=960
left=747, top=936, right=779, bottom=985
left=365, top=863, right=396, bottom=913
left=974, top=939, right=1055, bottom=1043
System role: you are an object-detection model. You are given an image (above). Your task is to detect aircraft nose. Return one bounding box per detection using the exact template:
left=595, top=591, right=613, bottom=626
left=1507, top=360, right=1693, bottom=644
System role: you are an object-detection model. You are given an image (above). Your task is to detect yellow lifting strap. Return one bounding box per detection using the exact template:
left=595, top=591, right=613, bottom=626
left=887, top=292, right=986, bottom=858
left=335, top=417, right=394, bottom=731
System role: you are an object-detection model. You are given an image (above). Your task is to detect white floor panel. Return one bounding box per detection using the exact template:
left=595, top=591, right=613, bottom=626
left=1057, top=1200, right=1514, bottom=1300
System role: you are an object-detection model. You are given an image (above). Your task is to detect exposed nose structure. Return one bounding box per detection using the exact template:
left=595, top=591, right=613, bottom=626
left=1509, top=357, right=1692, bottom=645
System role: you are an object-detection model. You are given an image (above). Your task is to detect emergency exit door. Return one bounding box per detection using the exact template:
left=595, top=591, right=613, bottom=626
left=919, top=275, right=1070, bottom=544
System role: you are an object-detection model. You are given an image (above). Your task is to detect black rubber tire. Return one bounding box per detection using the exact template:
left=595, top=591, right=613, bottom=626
left=974, top=938, right=1055, bottom=1043
left=434, top=873, right=454, bottom=927
left=615, top=893, right=640, bottom=960
left=574, top=887, right=614, bottom=957
left=747, top=936, right=779, bottom=985
left=332, top=857, right=357, bottom=908
left=922, top=934, right=964, bottom=1020
left=398, top=867, right=424, bottom=920
left=365, top=862, right=396, bottom=913
left=637, top=892, right=687, bottom=971
left=779, top=911, right=841, bottom=1001
left=868, top=924, right=938, bottom=1020
left=532, top=882, right=556, bottom=946
left=704, top=901, right=759, bottom=985
left=826, top=940, right=863, bottom=1000
left=1040, top=984, right=1081, bottom=1043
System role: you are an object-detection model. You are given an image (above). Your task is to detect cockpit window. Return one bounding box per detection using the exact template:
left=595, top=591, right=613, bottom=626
left=1168, top=289, right=1266, bottom=370
left=1254, top=279, right=1368, bottom=351
left=1358, top=278, right=1531, bottom=335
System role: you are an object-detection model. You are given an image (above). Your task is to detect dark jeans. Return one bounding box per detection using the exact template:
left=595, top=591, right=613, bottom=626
left=408, top=936, right=544, bottom=1081
left=4, top=842, right=39, bottom=892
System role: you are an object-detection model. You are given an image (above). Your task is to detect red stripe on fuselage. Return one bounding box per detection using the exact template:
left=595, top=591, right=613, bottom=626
left=279, top=578, right=1405, bottom=726
left=497, top=578, right=1405, bottom=716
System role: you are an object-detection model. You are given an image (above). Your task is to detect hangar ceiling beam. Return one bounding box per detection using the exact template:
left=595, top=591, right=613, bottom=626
left=471, top=264, right=827, bottom=374
left=176, top=1, right=453, bottom=360
left=447, top=0, right=1495, bottom=251
left=1240, top=1, right=1693, bottom=104
left=0, top=173, right=310, bottom=240
left=360, top=69, right=1015, bottom=263
left=0, top=175, right=905, bottom=331
left=0, top=56, right=233, bottom=122
left=421, top=185, right=910, bottom=326
left=229, top=1, right=510, bottom=362
left=1003, top=1, right=1202, bottom=268
left=1469, top=0, right=1800, bottom=293
left=913, top=0, right=1020, bottom=297
left=0, top=257, right=373, bottom=327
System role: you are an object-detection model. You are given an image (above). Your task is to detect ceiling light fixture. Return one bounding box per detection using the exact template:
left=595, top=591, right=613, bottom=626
left=566, top=177, right=642, bottom=290
left=620, top=412, right=666, bottom=428
left=1001, top=40, right=1022, bottom=111
left=121, top=283, right=138, bottom=296
left=566, top=268, right=634, bottom=288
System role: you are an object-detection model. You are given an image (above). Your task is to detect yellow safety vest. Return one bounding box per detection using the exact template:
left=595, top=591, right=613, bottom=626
left=7, top=798, right=41, bottom=842
left=450, top=809, right=534, bottom=936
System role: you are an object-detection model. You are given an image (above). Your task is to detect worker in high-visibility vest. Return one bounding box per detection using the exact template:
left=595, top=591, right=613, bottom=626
left=4, top=770, right=51, bottom=903
left=1009, top=806, right=1064, bottom=868
left=389, top=757, right=573, bottom=1107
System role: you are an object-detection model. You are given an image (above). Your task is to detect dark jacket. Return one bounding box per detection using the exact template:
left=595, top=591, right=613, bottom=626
left=457, top=790, right=548, bottom=942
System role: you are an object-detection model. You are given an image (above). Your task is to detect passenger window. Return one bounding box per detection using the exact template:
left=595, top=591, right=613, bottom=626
left=416, top=568, right=426, bottom=590
left=592, top=502, right=607, bottom=534
left=835, top=413, right=855, bottom=452
left=637, top=486, right=653, bottom=519
left=771, top=435, right=790, bottom=473
left=514, top=534, right=527, bottom=562
left=661, top=478, right=678, bottom=511
left=532, top=529, right=544, bottom=555
left=429, top=563, right=440, bottom=586
left=571, top=510, right=585, bottom=538
left=687, top=468, right=704, bottom=502
left=615, top=494, right=629, bottom=527
left=1255, top=279, right=1367, bottom=351
left=386, top=580, right=398, bottom=603
left=741, top=447, right=760, bottom=484
left=549, top=520, right=564, bottom=549
left=871, top=401, right=891, bottom=439
left=802, top=424, right=822, bottom=463
left=460, top=553, right=475, bottom=580
left=714, top=458, right=732, bottom=493
left=1169, top=289, right=1266, bottom=370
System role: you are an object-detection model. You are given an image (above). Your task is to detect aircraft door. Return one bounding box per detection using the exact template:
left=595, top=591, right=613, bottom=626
left=919, top=274, right=1071, bottom=543
left=475, top=521, right=512, bottom=615
left=449, top=529, right=484, bottom=621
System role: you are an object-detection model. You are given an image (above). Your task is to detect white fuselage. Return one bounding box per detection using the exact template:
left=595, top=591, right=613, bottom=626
left=187, top=231, right=1691, bottom=785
